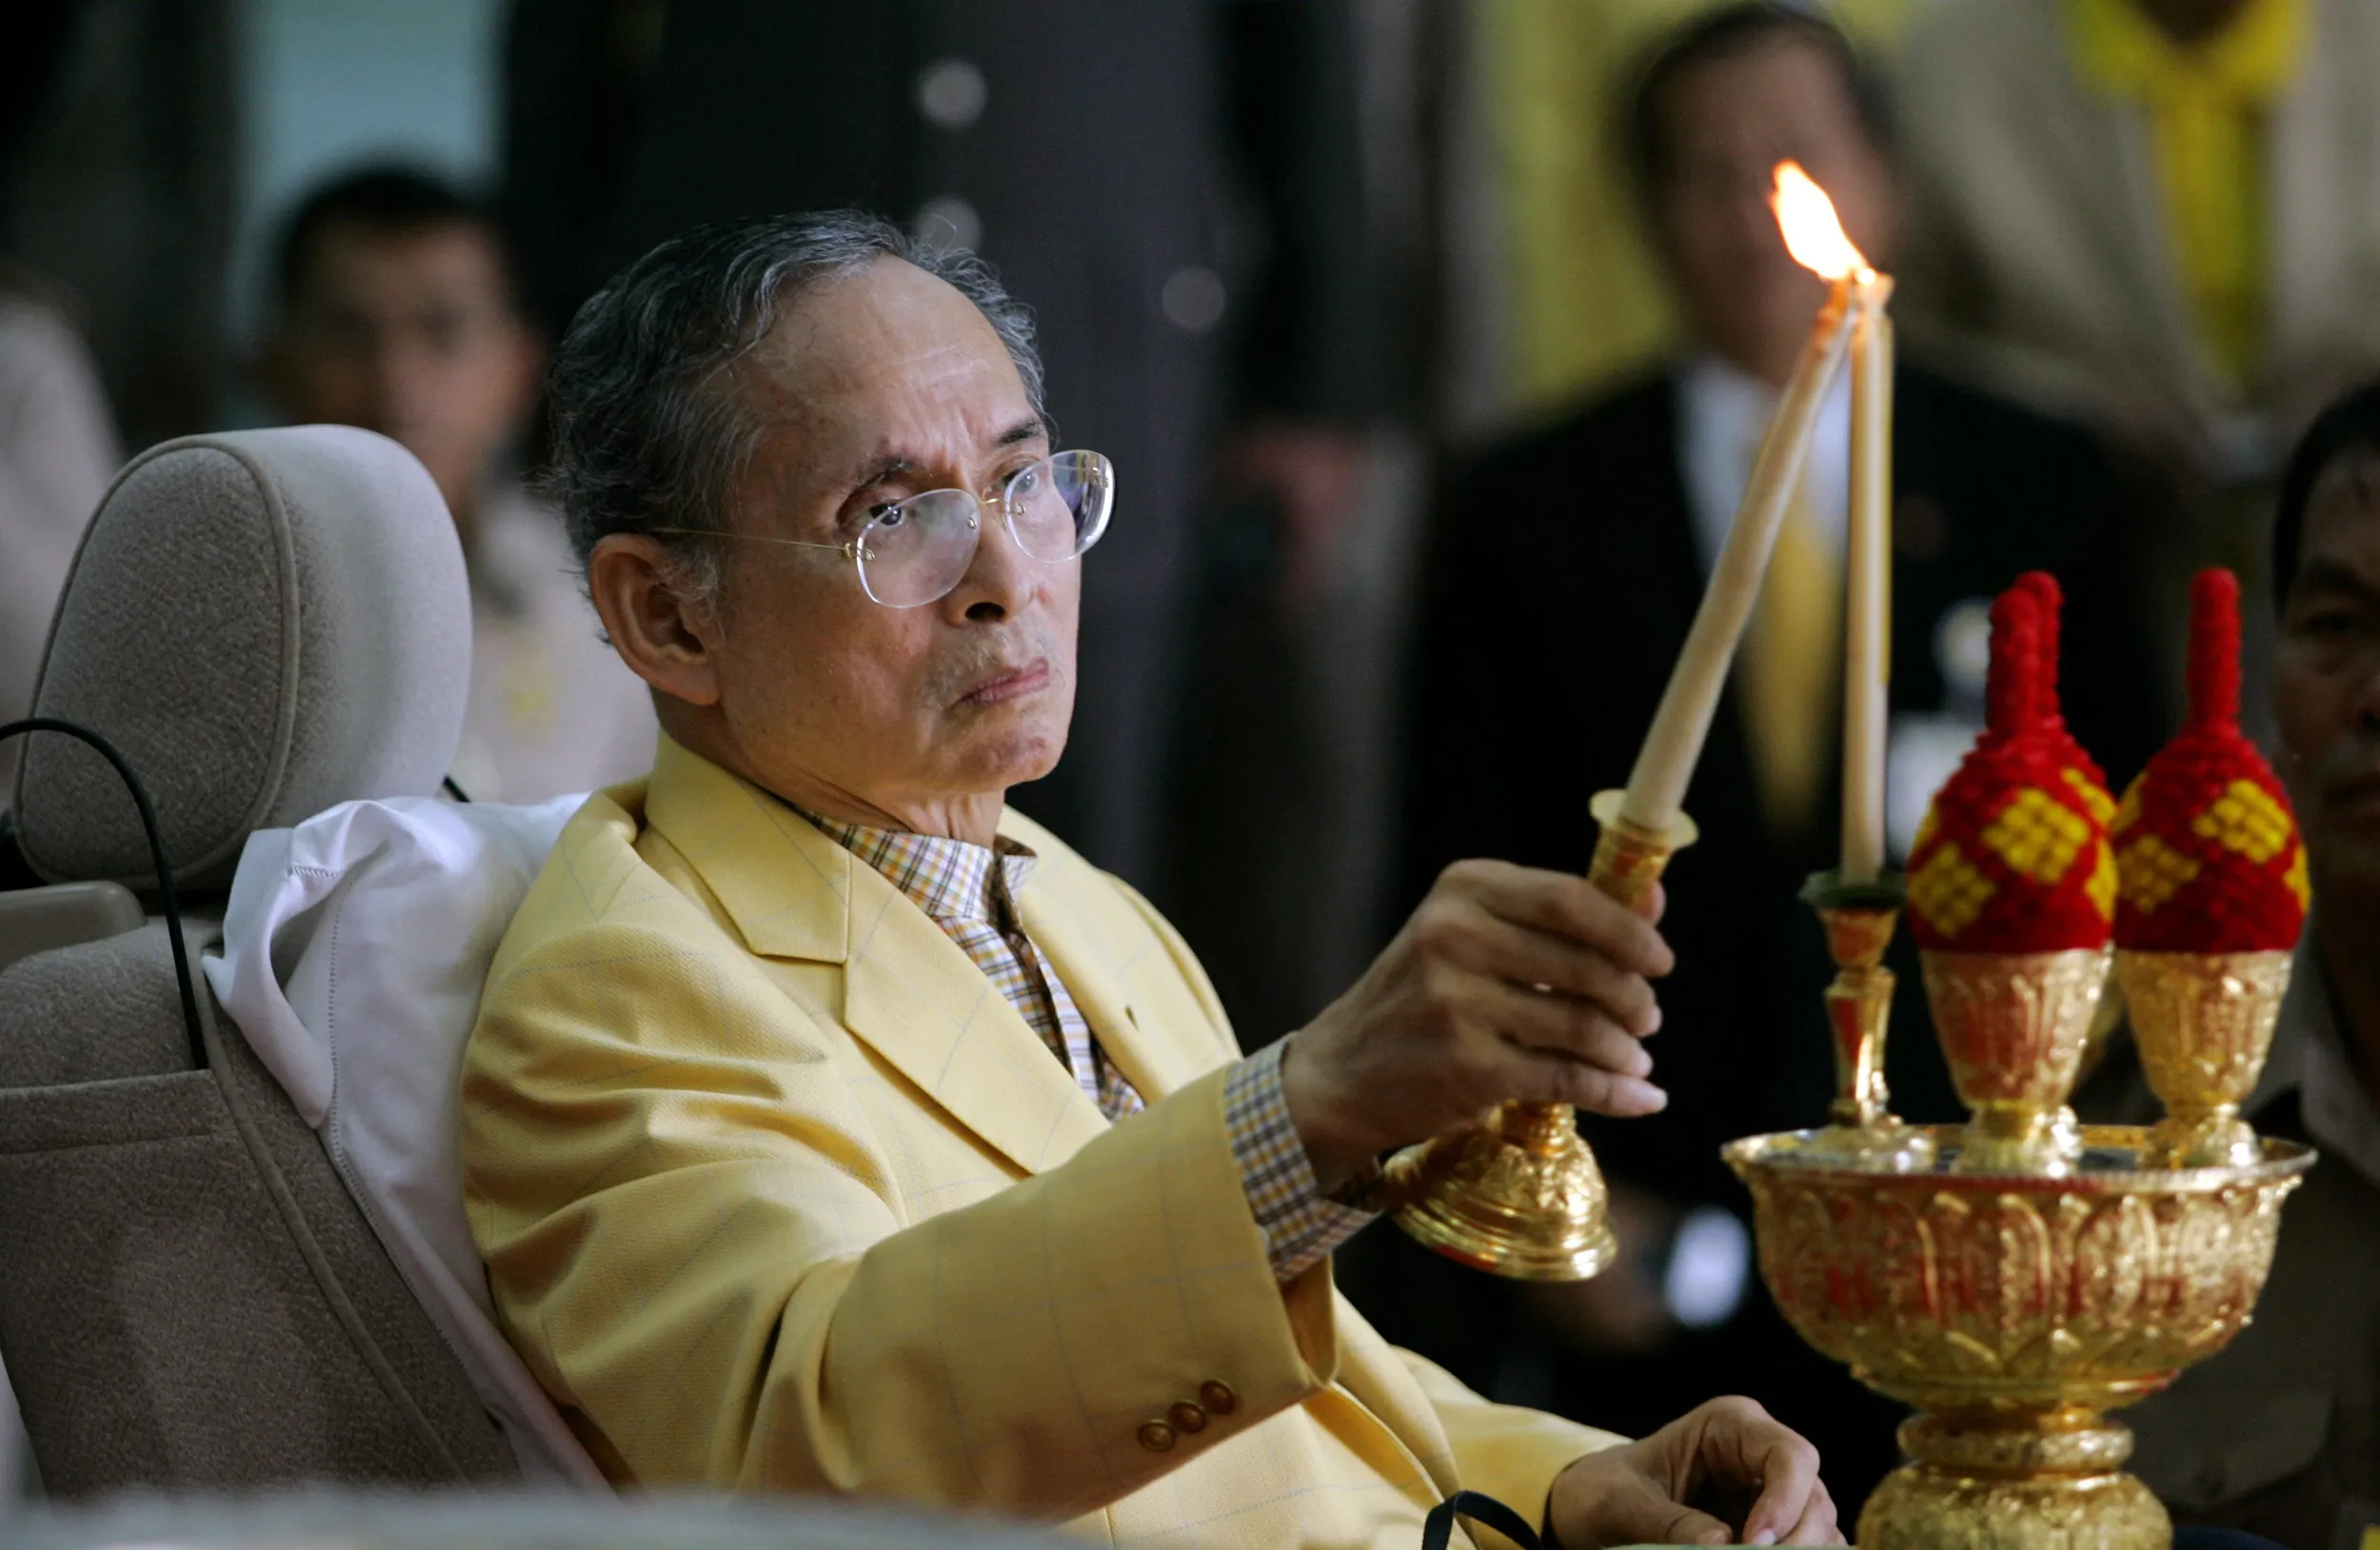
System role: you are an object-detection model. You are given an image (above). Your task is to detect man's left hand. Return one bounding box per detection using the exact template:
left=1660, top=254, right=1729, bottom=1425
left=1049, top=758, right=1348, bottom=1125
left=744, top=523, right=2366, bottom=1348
left=1545, top=1397, right=1841, bottom=1548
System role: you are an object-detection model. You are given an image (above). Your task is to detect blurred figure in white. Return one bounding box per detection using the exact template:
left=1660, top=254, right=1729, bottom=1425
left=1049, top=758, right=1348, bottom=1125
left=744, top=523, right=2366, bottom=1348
left=263, top=167, right=654, bottom=803
left=0, top=270, right=118, bottom=765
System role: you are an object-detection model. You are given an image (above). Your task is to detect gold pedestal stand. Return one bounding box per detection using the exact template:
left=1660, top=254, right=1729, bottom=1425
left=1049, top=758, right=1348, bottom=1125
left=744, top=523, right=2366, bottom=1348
left=1384, top=791, right=1696, bottom=1281
left=1730, top=926, right=2313, bottom=1549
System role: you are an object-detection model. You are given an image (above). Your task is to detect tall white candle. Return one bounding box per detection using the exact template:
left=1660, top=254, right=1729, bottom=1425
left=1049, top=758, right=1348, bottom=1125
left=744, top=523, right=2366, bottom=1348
left=1841, top=276, right=1894, bottom=883
left=1619, top=280, right=1857, bottom=835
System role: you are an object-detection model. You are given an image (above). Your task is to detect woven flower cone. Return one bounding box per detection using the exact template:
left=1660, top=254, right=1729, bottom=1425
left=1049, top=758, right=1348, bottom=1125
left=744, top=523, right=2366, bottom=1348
left=1907, top=582, right=2113, bottom=1171
left=2112, top=570, right=2309, bottom=1165
left=2022, top=571, right=2131, bottom=1077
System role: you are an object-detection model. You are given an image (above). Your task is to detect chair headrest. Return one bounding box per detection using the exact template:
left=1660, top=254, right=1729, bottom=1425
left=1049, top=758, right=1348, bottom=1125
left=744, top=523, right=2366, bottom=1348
left=12, top=427, right=472, bottom=890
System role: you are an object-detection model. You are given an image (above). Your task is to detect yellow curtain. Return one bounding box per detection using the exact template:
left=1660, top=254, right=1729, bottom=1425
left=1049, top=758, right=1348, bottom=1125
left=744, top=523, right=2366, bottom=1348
left=1483, top=0, right=1916, bottom=422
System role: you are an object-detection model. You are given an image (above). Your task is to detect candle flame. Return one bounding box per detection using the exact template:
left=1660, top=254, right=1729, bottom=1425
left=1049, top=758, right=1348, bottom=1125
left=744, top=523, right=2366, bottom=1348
left=1771, top=161, right=1870, bottom=282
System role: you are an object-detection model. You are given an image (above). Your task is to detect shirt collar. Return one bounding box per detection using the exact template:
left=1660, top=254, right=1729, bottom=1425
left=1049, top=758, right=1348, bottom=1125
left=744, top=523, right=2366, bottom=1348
left=2249, top=929, right=2380, bottom=1190
left=800, top=810, right=1040, bottom=926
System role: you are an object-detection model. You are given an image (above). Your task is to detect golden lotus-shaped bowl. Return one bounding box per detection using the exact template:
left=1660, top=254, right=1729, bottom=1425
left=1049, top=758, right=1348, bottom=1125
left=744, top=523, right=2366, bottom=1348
left=1727, top=1124, right=2311, bottom=1550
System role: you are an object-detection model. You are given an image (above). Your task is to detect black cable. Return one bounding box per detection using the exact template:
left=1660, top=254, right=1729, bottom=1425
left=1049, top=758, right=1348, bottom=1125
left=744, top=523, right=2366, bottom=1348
left=441, top=773, right=471, bottom=803
left=1, top=718, right=208, bottom=1070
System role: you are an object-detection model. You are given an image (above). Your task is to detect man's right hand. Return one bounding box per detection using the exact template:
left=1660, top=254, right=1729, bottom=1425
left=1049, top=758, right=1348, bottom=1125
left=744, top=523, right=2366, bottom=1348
left=1279, top=859, right=1675, bottom=1192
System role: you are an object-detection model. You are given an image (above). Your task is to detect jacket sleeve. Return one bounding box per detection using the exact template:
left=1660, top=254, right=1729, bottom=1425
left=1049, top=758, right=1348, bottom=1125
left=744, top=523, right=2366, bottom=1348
left=1400, top=1351, right=1629, bottom=1531
left=461, top=910, right=1343, bottom=1512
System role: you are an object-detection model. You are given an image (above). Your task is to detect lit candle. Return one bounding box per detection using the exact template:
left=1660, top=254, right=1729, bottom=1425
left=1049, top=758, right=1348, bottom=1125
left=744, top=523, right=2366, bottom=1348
left=1842, top=275, right=1894, bottom=883
left=1617, top=162, right=1866, bottom=838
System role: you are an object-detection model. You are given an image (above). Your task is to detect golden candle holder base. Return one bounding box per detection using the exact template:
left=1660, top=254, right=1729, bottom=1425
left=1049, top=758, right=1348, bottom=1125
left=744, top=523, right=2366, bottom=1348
left=1727, top=1125, right=2313, bottom=1550
left=2118, top=949, right=2293, bottom=1169
left=1387, top=792, right=1695, bottom=1282
left=1382, top=1103, right=1617, bottom=1281
left=1800, top=872, right=1936, bottom=1171
left=1922, top=947, right=2112, bottom=1176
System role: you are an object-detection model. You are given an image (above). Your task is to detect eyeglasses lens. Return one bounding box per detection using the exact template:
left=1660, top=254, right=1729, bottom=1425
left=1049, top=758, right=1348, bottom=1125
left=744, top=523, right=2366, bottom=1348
left=858, top=492, right=982, bottom=606
left=854, top=451, right=1115, bottom=607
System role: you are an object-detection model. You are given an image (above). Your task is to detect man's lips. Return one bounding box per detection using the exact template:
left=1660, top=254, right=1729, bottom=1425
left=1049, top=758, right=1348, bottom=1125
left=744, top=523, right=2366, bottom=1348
left=958, top=658, right=1051, bottom=706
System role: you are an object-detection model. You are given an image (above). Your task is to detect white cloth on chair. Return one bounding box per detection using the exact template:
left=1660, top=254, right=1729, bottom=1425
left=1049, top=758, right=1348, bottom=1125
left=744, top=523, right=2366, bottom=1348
left=203, top=794, right=605, bottom=1487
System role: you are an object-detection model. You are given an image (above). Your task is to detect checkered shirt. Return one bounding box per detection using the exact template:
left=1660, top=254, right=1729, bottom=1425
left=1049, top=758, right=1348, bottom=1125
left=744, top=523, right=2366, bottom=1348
left=803, top=813, right=1373, bottom=1281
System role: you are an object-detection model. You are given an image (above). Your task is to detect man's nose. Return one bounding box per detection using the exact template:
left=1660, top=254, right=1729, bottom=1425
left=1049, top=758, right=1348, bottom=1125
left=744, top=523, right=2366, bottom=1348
left=2350, top=655, right=2380, bottom=732
left=942, top=499, right=1038, bottom=623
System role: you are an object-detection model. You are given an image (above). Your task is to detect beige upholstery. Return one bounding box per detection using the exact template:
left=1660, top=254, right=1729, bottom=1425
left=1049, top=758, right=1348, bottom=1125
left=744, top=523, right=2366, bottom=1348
left=0, top=427, right=513, bottom=1496
left=0, top=883, right=141, bottom=978
left=11, top=427, right=469, bottom=890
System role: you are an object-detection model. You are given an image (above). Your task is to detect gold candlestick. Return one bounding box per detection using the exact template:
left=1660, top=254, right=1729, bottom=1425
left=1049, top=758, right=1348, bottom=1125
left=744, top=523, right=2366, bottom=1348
left=1384, top=792, right=1695, bottom=1281
left=1800, top=872, right=1934, bottom=1167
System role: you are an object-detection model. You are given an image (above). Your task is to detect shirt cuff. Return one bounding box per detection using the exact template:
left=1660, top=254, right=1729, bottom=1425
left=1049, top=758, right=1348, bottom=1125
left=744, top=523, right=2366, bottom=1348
left=1222, top=1039, right=1378, bottom=1282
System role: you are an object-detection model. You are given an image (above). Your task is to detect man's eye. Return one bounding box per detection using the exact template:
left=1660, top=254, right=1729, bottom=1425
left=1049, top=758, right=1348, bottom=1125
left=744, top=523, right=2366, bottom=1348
left=2296, top=609, right=2362, bottom=640
left=868, top=503, right=907, bottom=528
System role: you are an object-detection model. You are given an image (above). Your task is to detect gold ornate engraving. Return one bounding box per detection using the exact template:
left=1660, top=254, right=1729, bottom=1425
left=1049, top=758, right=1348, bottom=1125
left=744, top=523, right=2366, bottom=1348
left=2118, top=950, right=2292, bottom=1168
left=1923, top=948, right=2112, bottom=1173
left=1727, top=1127, right=2312, bottom=1550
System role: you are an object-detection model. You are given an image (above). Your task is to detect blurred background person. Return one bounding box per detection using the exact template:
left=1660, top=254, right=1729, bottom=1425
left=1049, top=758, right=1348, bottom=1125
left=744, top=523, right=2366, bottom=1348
left=1895, top=0, right=2380, bottom=713
left=0, top=272, right=117, bottom=776
left=261, top=166, right=655, bottom=802
left=500, top=0, right=1385, bottom=894
left=2078, top=383, right=2380, bottom=1550
left=1351, top=3, right=2169, bottom=1517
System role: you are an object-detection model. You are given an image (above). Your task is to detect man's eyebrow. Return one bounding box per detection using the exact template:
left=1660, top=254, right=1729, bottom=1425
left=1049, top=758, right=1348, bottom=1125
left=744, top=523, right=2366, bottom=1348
left=994, top=417, right=1049, bottom=448
left=849, top=454, right=916, bottom=489
left=2289, top=556, right=2380, bottom=606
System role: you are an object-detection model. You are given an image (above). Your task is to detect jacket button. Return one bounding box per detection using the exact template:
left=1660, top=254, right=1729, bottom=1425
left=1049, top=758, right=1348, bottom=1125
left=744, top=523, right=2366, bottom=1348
left=1138, top=1420, right=1177, bottom=1453
left=1168, top=1401, right=1208, bottom=1434
left=1200, top=1381, right=1239, bottom=1416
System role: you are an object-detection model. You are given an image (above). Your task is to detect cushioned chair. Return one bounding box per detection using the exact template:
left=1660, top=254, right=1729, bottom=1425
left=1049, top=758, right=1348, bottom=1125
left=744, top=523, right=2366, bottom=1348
left=0, top=427, right=521, bottom=1494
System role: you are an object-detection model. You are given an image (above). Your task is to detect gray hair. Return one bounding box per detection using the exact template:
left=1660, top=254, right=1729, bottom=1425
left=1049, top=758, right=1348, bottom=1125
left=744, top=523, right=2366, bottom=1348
left=543, top=209, right=1045, bottom=606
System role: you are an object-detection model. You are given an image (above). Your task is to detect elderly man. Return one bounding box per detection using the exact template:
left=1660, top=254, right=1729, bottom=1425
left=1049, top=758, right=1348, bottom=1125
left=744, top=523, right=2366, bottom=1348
left=460, top=211, right=1839, bottom=1546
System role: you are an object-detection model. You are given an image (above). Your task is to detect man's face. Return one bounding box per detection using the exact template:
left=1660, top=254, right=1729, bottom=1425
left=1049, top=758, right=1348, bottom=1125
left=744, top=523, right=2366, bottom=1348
left=269, top=222, right=538, bottom=524
left=2275, top=451, right=2380, bottom=895
left=702, top=257, right=1077, bottom=810
left=1652, top=36, right=1897, bottom=382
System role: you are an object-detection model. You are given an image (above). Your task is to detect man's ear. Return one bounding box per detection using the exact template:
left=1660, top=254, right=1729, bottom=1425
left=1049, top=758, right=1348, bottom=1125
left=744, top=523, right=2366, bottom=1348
left=586, top=533, right=724, bottom=707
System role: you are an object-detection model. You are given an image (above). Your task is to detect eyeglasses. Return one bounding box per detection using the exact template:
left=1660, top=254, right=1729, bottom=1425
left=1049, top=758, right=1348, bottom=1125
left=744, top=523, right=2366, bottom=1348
left=654, top=449, right=1114, bottom=608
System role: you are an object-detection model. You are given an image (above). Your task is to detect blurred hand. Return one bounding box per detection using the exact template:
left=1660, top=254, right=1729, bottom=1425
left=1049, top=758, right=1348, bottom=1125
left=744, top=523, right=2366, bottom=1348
left=1547, top=1398, right=1839, bottom=1548
left=1279, top=859, right=1672, bottom=1191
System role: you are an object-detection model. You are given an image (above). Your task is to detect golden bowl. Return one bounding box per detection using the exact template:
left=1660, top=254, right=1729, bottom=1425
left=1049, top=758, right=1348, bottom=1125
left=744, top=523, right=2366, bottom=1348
left=1726, top=1124, right=2311, bottom=1550
left=2116, top=949, right=2293, bottom=1167
left=1921, top=947, right=2112, bottom=1173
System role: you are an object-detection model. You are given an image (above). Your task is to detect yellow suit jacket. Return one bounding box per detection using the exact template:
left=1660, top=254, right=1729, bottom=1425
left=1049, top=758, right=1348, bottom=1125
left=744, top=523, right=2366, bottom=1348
left=462, top=736, right=1621, bottom=1545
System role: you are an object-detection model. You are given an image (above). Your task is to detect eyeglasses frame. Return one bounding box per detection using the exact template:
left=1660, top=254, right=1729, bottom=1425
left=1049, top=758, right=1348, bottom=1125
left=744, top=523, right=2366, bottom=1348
left=648, top=448, right=1109, bottom=607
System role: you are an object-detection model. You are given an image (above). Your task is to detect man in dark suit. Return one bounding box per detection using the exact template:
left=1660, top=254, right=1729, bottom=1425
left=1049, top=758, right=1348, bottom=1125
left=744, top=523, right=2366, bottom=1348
left=1357, top=2, right=2170, bottom=1515
left=500, top=0, right=1385, bottom=888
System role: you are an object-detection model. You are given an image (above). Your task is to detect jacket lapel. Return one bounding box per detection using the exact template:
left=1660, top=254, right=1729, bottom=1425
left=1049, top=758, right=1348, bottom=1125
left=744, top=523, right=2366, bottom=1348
left=644, top=736, right=1110, bottom=1176
left=1009, top=849, right=1210, bottom=1103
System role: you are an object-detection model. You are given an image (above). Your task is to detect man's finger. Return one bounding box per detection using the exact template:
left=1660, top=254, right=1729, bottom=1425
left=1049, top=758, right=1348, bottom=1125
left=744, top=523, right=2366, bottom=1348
left=1781, top=1486, right=1844, bottom=1546
left=1480, top=980, right=1657, bottom=1073
left=1641, top=1500, right=1734, bottom=1548
left=1455, top=862, right=1676, bottom=977
left=1737, top=1428, right=1826, bottom=1547
left=1453, top=909, right=1664, bottom=1034
left=1509, top=1047, right=1669, bottom=1117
